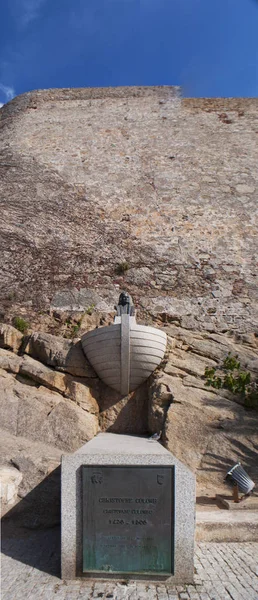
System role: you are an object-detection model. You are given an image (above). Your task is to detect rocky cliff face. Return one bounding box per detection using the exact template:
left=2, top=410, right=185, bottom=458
left=1, top=322, right=257, bottom=526
left=0, top=87, right=258, bottom=332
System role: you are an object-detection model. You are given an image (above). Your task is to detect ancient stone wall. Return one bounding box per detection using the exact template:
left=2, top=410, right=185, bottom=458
left=0, top=86, right=257, bottom=332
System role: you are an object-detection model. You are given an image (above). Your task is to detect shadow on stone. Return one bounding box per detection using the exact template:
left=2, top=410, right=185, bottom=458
left=201, top=442, right=258, bottom=486
left=1, top=467, right=61, bottom=577
left=99, top=382, right=149, bottom=434
left=106, top=393, right=149, bottom=434
left=196, top=496, right=218, bottom=507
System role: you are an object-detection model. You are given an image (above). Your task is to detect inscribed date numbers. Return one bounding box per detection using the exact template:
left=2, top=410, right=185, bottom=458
left=109, top=519, right=147, bottom=525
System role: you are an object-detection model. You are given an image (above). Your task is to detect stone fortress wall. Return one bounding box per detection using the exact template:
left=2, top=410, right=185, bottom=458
left=0, top=86, right=257, bottom=332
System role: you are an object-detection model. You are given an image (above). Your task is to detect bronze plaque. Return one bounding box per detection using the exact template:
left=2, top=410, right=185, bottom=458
left=82, top=465, right=174, bottom=575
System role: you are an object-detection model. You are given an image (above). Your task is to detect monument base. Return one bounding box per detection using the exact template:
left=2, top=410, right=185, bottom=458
left=61, top=433, right=195, bottom=583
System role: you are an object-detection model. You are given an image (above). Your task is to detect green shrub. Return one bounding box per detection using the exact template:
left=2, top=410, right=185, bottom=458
left=204, top=353, right=258, bottom=410
left=13, top=316, right=29, bottom=334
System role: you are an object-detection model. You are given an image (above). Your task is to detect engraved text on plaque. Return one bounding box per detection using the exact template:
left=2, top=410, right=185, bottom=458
left=82, top=465, right=174, bottom=575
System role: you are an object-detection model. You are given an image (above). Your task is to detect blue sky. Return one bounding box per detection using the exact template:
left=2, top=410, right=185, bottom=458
left=0, top=0, right=258, bottom=106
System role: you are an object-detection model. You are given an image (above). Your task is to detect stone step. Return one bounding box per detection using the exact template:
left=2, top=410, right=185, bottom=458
left=196, top=509, right=258, bottom=542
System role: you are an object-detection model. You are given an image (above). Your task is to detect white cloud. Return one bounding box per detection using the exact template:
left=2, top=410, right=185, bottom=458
left=11, top=0, right=48, bottom=27
left=23, top=0, right=46, bottom=25
left=0, top=84, right=15, bottom=105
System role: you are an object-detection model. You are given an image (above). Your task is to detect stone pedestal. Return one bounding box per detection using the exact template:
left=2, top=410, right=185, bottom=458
left=61, top=433, right=195, bottom=583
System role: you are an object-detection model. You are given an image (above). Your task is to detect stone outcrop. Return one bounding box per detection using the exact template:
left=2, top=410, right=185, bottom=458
left=97, top=382, right=149, bottom=435
left=0, top=324, right=23, bottom=353
left=0, top=465, right=23, bottom=507
left=148, top=378, right=173, bottom=433
left=148, top=324, right=258, bottom=496
left=0, top=427, right=62, bottom=527
left=0, top=320, right=257, bottom=526
left=24, top=332, right=96, bottom=377
left=0, top=322, right=150, bottom=525
left=0, top=347, right=99, bottom=413
left=0, top=367, right=99, bottom=450
left=0, top=348, right=22, bottom=373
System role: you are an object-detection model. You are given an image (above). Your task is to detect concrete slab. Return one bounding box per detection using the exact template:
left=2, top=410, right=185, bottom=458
left=75, top=433, right=175, bottom=455
left=196, top=509, right=258, bottom=542
left=216, top=494, right=258, bottom=510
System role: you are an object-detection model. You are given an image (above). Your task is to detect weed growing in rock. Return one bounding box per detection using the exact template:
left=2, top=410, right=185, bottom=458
left=204, top=353, right=258, bottom=410
left=71, top=323, right=81, bottom=337
left=13, top=316, right=29, bottom=333
left=65, top=316, right=84, bottom=338
left=7, top=290, right=16, bottom=301
left=115, top=261, right=129, bottom=275
left=86, top=304, right=95, bottom=315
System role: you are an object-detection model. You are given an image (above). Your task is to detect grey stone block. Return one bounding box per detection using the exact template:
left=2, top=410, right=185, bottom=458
left=61, top=433, right=195, bottom=583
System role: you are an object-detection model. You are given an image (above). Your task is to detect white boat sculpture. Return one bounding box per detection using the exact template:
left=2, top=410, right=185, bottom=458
left=81, top=292, right=167, bottom=395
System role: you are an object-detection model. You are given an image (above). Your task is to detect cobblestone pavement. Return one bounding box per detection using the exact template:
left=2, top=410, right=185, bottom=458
left=1, top=529, right=258, bottom=600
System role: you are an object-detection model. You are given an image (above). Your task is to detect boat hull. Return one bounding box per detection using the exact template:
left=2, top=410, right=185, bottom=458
left=81, top=315, right=167, bottom=395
